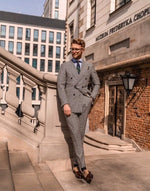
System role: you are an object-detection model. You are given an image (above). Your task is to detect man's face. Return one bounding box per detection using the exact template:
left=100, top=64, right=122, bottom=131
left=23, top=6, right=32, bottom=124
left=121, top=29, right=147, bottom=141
left=71, top=43, right=85, bottom=60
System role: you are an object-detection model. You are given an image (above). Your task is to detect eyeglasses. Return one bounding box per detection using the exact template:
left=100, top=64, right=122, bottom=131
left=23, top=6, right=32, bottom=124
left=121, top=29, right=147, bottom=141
left=70, top=48, right=82, bottom=52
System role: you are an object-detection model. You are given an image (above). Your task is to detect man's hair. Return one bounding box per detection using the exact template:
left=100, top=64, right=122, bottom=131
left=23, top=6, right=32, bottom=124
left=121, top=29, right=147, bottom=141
left=71, top=38, right=85, bottom=48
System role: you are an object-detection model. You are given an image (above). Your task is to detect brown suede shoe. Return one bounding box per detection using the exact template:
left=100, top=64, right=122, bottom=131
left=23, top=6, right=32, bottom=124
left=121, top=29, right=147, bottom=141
left=82, top=169, right=93, bottom=184
left=73, top=166, right=82, bottom=179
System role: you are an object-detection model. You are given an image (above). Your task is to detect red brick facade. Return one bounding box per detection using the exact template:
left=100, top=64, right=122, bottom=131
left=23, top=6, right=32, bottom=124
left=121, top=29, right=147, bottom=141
left=89, top=64, right=150, bottom=150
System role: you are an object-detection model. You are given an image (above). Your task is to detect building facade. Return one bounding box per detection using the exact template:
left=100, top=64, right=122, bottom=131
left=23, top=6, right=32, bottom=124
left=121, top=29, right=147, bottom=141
left=0, top=11, right=65, bottom=104
left=0, top=11, right=65, bottom=74
left=66, top=0, right=150, bottom=150
left=43, top=0, right=67, bottom=20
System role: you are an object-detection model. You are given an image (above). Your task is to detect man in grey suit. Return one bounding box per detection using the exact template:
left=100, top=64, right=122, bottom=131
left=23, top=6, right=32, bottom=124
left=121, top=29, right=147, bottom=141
left=57, top=38, right=100, bottom=183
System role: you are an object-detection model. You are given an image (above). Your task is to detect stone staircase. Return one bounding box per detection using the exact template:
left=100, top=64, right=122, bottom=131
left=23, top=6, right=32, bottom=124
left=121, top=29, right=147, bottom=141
left=84, top=130, right=137, bottom=152
left=0, top=140, right=63, bottom=191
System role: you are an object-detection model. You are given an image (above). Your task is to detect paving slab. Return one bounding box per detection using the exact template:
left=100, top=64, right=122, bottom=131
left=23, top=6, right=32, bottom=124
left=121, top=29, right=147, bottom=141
left=47, top=151, right=150, bottom=191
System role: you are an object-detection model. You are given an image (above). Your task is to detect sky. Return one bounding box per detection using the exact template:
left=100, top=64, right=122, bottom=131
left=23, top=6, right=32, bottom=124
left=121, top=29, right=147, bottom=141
left=0, top=0, right=45, bottom=16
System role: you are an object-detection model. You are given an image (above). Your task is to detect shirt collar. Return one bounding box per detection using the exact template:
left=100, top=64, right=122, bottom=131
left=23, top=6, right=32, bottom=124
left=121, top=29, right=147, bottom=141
left=71, top=58, right=82, bottom=63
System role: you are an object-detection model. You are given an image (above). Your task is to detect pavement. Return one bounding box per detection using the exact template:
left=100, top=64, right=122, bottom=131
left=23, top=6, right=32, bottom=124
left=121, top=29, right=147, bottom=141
left=47, top=147, right=150, bottom=191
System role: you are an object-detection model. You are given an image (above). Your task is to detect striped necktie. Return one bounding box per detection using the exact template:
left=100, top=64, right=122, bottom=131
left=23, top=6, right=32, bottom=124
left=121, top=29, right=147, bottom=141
left=76, top=61, right=80, bottom=74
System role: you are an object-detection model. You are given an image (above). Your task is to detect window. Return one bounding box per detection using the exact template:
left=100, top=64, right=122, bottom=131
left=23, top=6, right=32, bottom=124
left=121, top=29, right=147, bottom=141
left=0, top=40, right=5, bottom=48
left=32, top=59, right=37, bottom=69
left=32, top=88, right=36, bottom=100
left=17, top=42, right=22, bottom=54
left=17, top=27, right=23, bottom=39
left=49, top=31, right=54, bottom=43
left=33, top=44, right=38, bottom=56
left=56, top=32, right=61, bottom=44
left=115, top=0, right=131, bottom=9
left=56, top=46, right=61, bottom=58
left=40, top=59, right=45, bottom=71
left=24, top=58, right=29, bottom=64
left=0, top=25, right=6, bottom=37
left=48, top=60, right=53, bottom=72
left=41, top=30, right=46, bottom=42
left=55, top=10, right=59, bottom=19
left=55, top=0, right=59, bottom=8
left=55, top=61, right=60, bottom=73
left=41, top=45, right=45, bottom=57
left=34, top=29, right=39, bottom=41
left=8, top=41, right=14, bottom=53
left=87, top=0, right=96, bottom=29
left=26, top=28, right=31, bottom=40
left=48, top=46, right=53, bottom=57
left=9, top=26, right=15, bottom=38
left=25, top=43, right=30, bottom=55
left=69, top=22, right=74, bottom=46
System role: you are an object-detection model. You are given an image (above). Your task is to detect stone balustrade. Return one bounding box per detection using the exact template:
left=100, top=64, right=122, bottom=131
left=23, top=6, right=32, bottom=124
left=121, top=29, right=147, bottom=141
left=0, top=47, right=68, bottom=162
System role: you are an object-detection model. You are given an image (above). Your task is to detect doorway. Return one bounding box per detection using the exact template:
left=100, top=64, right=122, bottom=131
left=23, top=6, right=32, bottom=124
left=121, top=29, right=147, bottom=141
left=108, top=85, right=125, bottom=138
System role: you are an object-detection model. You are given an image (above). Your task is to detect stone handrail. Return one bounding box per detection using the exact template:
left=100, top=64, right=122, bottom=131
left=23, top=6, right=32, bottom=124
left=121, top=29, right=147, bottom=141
left=0, top=47, right=66, bottom=162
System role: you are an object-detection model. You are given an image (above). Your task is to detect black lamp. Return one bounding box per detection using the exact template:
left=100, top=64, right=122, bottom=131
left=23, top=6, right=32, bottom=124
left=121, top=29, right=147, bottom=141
left=121, top=72, right=136, bottom=96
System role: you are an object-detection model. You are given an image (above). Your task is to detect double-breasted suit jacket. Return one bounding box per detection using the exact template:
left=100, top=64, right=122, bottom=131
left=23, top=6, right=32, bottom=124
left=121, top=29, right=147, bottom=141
left=57, top=60, right=100, bottom=114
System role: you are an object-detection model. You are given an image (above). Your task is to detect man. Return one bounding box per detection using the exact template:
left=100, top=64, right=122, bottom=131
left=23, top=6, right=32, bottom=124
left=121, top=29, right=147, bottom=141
left=57, top=38, right=100, bottom=183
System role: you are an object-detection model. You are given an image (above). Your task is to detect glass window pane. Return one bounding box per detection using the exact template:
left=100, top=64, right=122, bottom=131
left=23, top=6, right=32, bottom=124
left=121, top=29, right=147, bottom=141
left=34, top=29, right=39, bottom=41
left=9, top=26, right=14, bottom=38
left=41, top=45, right=45, bottom=57
left=33, top=44, right=38, bottom=56
left=8, top=41, right=14, bottom=53
left=48, top=46, right=53, bottom=57
left=1, top=25, right=6, bottom=37
left=24, top=58, right=29, bottom=64
left=56, top=32, right=61, bottom=44
left=55, top=61, right=60, bottom=73
left=32, top=88, right=36, bottom=100
left=25, top=43, right=30, bottom=55
left=32, top=59, right=37, bottom=69
left=0, top=40, right=5, bottom=48
left=48, top=60, right=53, bottom=72
left=17, top=27, right=23, bottom=39
left=56, top=46, right=61, bottom=58
left=55, top=10, right=59, bottom=19
left=26, top=28, right=31, bottom=40
left=49, top=31, right=54, bottom=43
left=55, top=0, right=59, bottom=8
left=17, top=42, right=22, bottom=54
left=41, top=30, right=46, bottom=42
left=40, top=59, right=45, bottom=71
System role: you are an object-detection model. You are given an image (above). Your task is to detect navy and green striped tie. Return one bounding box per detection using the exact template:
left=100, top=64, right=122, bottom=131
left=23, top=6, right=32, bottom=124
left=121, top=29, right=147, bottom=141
left=76, top=61, right=80, bottom=74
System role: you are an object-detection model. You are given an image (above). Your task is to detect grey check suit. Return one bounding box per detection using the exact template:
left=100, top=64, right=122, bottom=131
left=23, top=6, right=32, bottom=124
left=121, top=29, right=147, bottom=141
left=57, top=60, right=100, bottom=168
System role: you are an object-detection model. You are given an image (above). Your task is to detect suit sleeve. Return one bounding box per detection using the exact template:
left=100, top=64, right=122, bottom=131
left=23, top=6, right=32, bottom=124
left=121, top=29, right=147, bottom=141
left=57, top=63, right=68, bottom=107
left=90, top=65, right=100, bottom=99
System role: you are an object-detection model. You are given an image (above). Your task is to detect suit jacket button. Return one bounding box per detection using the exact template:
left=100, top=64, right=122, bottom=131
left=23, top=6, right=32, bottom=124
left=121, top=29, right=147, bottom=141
left=73, top=94, right=75, bottom=96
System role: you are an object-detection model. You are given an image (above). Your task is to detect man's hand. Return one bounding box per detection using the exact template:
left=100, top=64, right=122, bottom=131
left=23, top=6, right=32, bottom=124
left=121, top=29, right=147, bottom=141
left=63, top=104, right=71, bottom=116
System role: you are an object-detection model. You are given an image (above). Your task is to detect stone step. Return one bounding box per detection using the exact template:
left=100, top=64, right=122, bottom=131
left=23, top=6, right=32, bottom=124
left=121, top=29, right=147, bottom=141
left=84, top=131, right=136, bottom=152
left=9, top=151, right=44, bottom=191
left=33, top=163, right=64, bottom=191
left=0, top=141, right=14, bottom=191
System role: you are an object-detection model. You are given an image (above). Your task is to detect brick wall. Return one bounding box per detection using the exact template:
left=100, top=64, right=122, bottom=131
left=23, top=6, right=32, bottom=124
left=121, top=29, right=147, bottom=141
left=125, top=67, right=150, bottom=150
left=89, top=66, right=150, bottom=150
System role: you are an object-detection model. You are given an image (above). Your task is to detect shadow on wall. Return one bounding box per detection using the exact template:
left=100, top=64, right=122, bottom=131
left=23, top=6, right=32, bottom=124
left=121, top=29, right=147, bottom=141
left=56, top=92, right=75, bottom=167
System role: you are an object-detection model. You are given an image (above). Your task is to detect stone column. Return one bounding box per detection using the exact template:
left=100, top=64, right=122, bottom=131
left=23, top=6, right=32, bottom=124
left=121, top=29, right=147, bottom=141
left=22, top=76, right=35, bottom=117
left=6, top=66, right=19, bottom=108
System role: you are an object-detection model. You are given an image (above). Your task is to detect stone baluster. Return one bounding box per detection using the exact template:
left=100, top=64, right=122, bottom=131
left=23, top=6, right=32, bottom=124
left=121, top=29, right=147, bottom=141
left=0, top=61, right=5, bottom=99
left=22, top=76, right=35, bottom=117
left=37, top=86, right=46, bottom=125
left=6, top=66, right=19, bottom=109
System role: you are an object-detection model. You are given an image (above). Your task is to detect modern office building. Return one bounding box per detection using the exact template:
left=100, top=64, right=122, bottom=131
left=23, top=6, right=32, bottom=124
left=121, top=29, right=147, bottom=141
left=43, top=0, right=67, bottom=20
left=66, top=0, right=150, bottom=150
left=0, top=11, right=65, bottom=74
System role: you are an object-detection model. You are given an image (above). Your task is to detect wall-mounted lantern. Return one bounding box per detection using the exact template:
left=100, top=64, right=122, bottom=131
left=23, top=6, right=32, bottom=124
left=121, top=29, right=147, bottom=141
left=120, top=72, right=136, bottom=96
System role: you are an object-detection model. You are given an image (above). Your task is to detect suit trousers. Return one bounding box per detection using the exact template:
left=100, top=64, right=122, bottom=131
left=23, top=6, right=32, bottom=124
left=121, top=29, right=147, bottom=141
left=65, top=102, right=91, bottom=169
